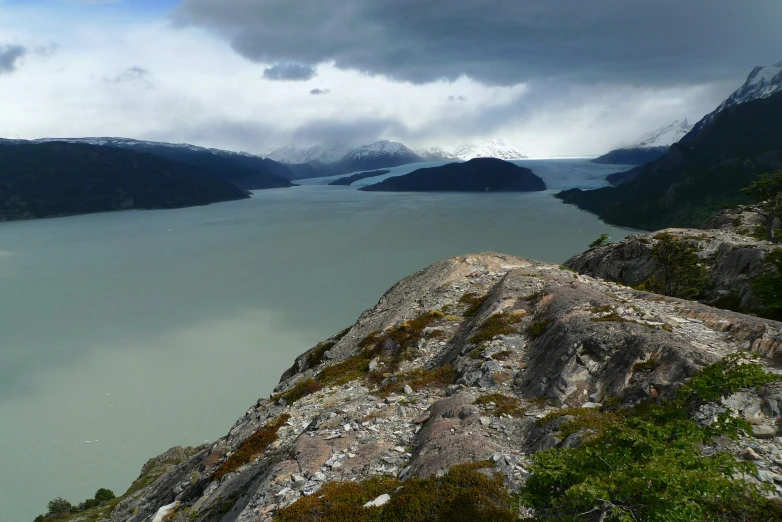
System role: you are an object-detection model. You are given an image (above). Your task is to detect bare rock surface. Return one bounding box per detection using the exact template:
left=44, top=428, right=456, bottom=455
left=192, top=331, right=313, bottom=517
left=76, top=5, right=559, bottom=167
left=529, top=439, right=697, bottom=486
left=566, top=228, right=775, bottom=310
left=103, top=253, right=782, bottom=522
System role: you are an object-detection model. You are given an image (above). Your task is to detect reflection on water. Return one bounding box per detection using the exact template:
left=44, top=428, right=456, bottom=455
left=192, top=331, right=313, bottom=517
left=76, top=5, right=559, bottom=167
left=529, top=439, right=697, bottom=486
left=0, top=159, right=636, bottom=521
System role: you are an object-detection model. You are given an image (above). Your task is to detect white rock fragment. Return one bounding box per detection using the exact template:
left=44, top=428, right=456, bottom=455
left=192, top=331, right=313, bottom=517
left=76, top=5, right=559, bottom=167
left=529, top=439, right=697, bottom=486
left=152, top=502, right=180, bottom=522
left=363, top=494, right=391, bottom=508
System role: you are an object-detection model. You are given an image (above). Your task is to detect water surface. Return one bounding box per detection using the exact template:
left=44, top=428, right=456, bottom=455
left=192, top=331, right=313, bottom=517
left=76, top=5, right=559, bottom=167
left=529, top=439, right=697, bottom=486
left=0, top=159, right=633, bottom=521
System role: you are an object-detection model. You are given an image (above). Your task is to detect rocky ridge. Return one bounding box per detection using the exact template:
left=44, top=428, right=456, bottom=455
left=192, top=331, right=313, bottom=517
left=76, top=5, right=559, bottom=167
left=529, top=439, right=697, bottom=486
left=565, top=226, right=775, bottom=311
left=99, top=252, right=782, bottom=522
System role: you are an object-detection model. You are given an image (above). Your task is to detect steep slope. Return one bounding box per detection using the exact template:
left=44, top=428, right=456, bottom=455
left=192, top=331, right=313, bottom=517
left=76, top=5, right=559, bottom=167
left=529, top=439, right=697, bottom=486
left=0, top=142, right=249, bottom=222
left=556, top=90, right=782, bottom=230
left=359, top=158, right=545, bottom=192
left=690, top=61, right=782, bottom=135
left=452, top=138, right=528, bottom=161
left=328, top=170, right=390, bottom=186
left=26, top=137, right=295, bottom=190
left=592, top=120, right=693, bottom=165
left=79, top=252, right=782, bottom=522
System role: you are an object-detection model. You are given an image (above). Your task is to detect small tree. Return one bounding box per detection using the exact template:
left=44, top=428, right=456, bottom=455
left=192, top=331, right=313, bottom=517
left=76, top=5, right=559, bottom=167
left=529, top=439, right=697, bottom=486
left=94, top=488, right=116, bottom=502
left=741, top=171, right=782, bottom=242
left=650, top=233, right=709, bottom=298
left=588, top=233, right=611, bottom=249
left=47, top=497, right=73, bottom=516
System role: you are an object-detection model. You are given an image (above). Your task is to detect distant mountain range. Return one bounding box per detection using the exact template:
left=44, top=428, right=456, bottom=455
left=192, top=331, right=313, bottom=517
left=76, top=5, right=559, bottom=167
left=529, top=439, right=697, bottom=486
left=0, top=141, right=250, bottom=222
left=591, top=120, right=693, bottom=165
left=267, top=138, right=528, bottom=179
left=7, top=137, right=294, bottom=190
left=558, top=60, right=782, bottom=230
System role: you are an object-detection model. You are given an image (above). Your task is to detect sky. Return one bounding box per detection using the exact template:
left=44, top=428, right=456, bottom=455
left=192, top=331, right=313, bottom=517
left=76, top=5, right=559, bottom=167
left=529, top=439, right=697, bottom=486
left=1, top=0, right=781, bottom=157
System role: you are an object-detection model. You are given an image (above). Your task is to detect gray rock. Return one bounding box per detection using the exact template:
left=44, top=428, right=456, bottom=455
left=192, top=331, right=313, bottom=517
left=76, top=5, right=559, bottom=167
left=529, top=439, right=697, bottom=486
left=753, top=425, right=778, bottom=439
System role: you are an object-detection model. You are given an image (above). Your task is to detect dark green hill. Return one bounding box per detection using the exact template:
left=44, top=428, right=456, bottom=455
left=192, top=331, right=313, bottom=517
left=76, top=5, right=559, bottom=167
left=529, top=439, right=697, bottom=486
left=0, top=142, right=250, bottom=222
left=358, top=158, right=546, bottom=192
left=591, top=146, right=669, bottom=166
left=557, top=91, right=782, bottom=230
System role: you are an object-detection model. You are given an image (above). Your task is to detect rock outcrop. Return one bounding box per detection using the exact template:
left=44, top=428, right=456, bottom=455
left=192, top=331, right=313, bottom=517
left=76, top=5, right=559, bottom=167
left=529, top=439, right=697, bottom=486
left=101, top=252, right=782, bottom=522
left=566, top=228, right=776, bottom=311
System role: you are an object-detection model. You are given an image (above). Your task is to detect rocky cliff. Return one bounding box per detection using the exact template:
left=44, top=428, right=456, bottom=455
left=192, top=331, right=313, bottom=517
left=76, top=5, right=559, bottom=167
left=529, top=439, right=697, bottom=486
left=89, top=252, right=782, bottom=522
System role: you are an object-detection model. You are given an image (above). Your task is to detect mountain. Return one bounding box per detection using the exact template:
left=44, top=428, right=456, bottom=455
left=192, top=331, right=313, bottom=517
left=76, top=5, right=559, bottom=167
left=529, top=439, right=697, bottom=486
left=322, top=140, right=423, bottom=175
left=414, top=146, right=462, bottom=162
left=690, top=61, right=782, bottom=135
left=452, top=139, right=529, bottom=161
left=0, top=142, right=249, bottom=222
left=359, top=157, right=545, bottom=192
left=266, top=143, right=352, bottom=165
left=25, top=137, right=294, bottom=190
left=592, top=120, right=693, bottom=165
left=556, top=86, right=782, bottom=230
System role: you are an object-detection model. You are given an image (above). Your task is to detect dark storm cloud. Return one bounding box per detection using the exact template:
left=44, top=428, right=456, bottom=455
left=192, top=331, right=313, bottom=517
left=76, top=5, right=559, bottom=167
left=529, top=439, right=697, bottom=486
left=174, top=0, right=782, bottom=87
left=0, top=44, right=27, bottom=75
left=309, top=88, right=331, bottom=95
left=262, top=62, right=317, bottom=81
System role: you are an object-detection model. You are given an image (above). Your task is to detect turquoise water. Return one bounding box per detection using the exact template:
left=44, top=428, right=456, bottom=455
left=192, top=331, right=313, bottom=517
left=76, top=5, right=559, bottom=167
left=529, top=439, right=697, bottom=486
left=0, top=159, right=634, bottom=521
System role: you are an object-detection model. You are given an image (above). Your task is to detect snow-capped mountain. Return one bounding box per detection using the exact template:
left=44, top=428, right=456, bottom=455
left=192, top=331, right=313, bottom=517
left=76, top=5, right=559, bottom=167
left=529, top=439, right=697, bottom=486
left=630, top=120, right=693, bottom=149
left=413, top=146, right=462, bottom=162
left=691, top=61, right=782, bottom=135
left=452, top=139, right=529, bottom=161
left=266, top=143, right=352, bottom=165
left=30, top=137, right=259, bottom=158
left=332, top=140, right=423, bottom=173
left=340, top=140, right=417, bottom=161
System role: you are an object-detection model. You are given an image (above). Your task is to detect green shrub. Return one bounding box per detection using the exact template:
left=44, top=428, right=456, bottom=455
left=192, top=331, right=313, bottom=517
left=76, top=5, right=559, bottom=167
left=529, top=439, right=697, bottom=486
left=519, top=354, right=782, bottom=521
left=276, top=378, right=324, bottom=405
left=47, top=497, right=72, bottom=516
left=750, top=249, right=782, bottom=317
left=649, top=233, right=709, bottom=298
left=589, top=233, right=611, bottom=249
left=93, top=488, right=115, bottom=502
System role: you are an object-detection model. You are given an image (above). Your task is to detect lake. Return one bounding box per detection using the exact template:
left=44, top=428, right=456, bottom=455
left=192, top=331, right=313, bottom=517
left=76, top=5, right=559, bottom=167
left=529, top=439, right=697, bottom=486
left=0, top=158, right=634, bottom=521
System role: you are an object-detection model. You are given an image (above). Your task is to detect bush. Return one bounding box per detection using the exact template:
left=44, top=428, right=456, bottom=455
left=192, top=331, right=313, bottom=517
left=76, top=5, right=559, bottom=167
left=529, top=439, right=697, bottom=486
left=94, top=488, right=116, bottom=502
left=519, top=354, right=782, bottom=521
left=470, top=312, right=522, bottom=344
left=649, top=233, right=709, bottom=298
left=525, top=319, right=553, bottom=339
left=47, top=497, right=73, bottom=516
left=589, top=233, right=611, bottom=249
left=750, top=248, right=782, bottom=317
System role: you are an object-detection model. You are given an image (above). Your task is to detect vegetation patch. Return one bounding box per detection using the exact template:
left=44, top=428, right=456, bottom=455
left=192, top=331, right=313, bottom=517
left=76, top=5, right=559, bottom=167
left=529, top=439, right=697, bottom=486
left=212, top=414, right=290, bottom=481
left=274, top=461, right=514, bottom=522
left=470, top=312, right=523, bottom=344
left=525, top=318, right=554, bottom=339
left=276, top=378, right=324, bottom=405
left=648, top=232, right=710, bottom=298
left=520, top=354, right=782, bottom=521
left=459, top=292, right=489, bottom=317
left=538, top=407, right=620, bottom=439
left=377, top=365, right=458, bottom=396
left=491, top=350, right=513, bottom=361
left=475, top=393, right=525, bottom=417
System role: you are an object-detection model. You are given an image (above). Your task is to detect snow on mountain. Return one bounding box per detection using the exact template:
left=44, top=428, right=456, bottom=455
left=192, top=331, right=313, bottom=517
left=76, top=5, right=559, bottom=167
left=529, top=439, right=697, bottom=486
left=452, top=139, right=529, bottom=161
left=628, top=120, right=693, bottom=149
left=691, top=61, right=782, bottom=134
left=30, top=137, right=259, bottom=158
left=266, top=144, right=352, bottom=164
left=340, top=140, right=417, bottom=160
left=414, top=146, right=462, bottom=162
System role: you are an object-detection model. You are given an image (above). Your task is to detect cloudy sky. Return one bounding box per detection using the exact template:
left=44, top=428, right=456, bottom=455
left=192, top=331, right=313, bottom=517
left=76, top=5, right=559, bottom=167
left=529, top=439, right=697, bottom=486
left=1, top=0, right=780, bottom=157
